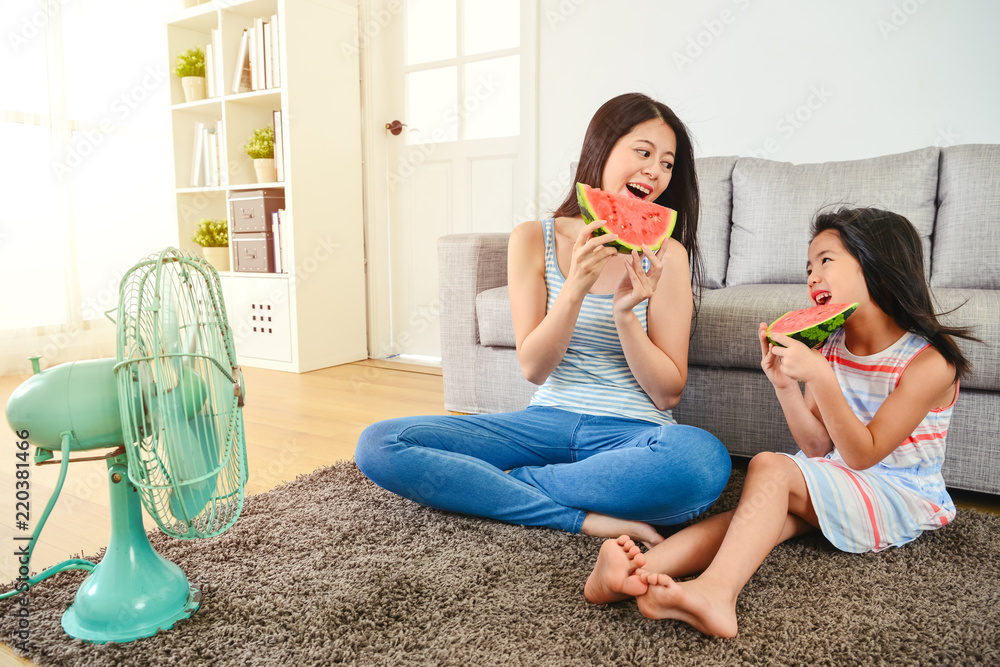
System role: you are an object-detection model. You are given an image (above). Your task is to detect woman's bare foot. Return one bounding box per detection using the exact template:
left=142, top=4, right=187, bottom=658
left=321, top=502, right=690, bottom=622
left=584, top=535, right=648, bottom=604
left=581, top=512, right=665, bottom=548
left=634, top=572, right=738, bottom=638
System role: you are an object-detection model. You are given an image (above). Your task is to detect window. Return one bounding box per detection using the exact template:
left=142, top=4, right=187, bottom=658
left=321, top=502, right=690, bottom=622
left=1, top=1, right=174, bottom=374
left=404, top=0, right=520, bottom=144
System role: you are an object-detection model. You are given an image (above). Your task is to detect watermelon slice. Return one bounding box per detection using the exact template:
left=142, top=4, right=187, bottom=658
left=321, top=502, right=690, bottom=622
left=766, top=302, right=859, bottom=348
left=576, top=182, right=677, bottom=253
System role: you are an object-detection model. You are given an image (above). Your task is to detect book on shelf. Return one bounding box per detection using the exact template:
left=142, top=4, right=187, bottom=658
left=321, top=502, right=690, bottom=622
left=205, top=42, right=215, bottom=98
left=247, top=28, right=257, bottom=91
left=271, top=209, right=285, bottom=273
left=232, top=29, right=252, bottom=94
left=190, top=121, right=222, bottom=187
left=263, top=21, right=273, bottom=89
left=270, top=14, right=280, bottom=88
left=215, top=119, right=225, bottom=186
left=206, top=128, right=219, bottom=187
left=253, top=17, right=266, bottom=91
left=230, top=16, right=281, bottom=94
left=191, top=121, right=205, bottom=187
left=211, top=28, right=223, bottom=96
left=273, top=110, right=284, bottom=182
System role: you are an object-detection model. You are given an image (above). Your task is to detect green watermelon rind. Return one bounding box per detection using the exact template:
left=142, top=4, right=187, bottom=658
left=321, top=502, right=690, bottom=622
left=766, top=302, right=859, bottom=349
left=576, top=182, right=677, bottom=254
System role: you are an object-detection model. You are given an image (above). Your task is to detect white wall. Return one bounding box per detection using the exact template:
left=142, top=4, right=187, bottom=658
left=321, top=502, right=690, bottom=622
left=536, top=0, right=1000, bottom=213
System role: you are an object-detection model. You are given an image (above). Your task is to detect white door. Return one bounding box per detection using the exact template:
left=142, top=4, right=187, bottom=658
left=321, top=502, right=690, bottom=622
left=361, top=0, right=537, bottom=363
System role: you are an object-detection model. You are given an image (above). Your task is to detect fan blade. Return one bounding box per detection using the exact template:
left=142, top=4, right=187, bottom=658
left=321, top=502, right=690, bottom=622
left=160, top=397, right=221, bottom=522
left=177, top=367, right=208, bottom=419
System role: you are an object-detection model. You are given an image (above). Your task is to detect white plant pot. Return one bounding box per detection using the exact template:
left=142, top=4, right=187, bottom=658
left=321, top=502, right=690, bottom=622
left=253, top=158, right=275, bottom=183
left=181, top=76, right=206, bottom=103
left=201, top=246, right=230, bottom=273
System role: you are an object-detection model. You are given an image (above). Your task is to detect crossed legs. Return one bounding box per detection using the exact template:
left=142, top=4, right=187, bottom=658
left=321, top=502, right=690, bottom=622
left=585, top=452, right=818, bottom=637
left=357, top=409, right=730, bottom=542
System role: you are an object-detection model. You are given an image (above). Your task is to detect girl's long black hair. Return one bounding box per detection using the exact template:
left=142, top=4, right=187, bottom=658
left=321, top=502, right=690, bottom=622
left=552, top=93, right=705, bottom=294
left=812, top=207, right=978, bottom=380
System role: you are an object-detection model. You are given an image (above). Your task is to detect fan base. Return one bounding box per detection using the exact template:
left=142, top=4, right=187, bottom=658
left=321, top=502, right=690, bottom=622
left=59, top=458, right=202, bottom=643
left=61, top=583, right=200, bottom=644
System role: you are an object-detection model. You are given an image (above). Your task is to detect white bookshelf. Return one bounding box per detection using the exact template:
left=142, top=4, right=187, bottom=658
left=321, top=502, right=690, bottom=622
left=165, top=0, right=367, bottom=373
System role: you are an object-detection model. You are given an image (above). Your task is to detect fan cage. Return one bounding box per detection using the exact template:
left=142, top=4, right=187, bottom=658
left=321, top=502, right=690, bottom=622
left=115, top=248, right=247, bottom=539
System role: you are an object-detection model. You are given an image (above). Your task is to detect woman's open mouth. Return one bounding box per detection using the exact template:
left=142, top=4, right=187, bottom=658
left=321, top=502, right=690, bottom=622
left=625, top=182, right=652, bottom=199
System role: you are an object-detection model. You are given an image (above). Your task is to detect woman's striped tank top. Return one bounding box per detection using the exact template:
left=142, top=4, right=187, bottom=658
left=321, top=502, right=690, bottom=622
left=528, top=218, right=675, bottom=425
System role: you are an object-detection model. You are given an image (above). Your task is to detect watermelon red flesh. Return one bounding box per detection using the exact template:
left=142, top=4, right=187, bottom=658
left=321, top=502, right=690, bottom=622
left=576, top=182, right=677, bottom=253
left=766, top=302, right=859, bottom=349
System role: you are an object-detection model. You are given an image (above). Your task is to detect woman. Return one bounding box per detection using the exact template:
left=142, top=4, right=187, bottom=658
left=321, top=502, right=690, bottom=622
left=356, top=93, right=730, bottom=545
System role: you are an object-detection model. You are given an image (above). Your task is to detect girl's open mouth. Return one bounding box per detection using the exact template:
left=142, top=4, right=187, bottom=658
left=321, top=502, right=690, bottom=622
left=812, top=290, right=832, bottom=305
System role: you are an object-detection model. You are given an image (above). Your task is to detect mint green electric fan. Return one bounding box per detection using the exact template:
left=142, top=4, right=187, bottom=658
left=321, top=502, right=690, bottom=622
left=4, top=247, right=247, bottom=643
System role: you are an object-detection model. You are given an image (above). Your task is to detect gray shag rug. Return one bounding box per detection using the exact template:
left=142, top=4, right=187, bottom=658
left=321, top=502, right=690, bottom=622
left=3, top=461, right=1000, bottom=666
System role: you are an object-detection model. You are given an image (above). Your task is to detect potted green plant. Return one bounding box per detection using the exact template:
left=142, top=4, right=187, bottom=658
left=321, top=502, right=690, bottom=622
left=192, top=218, right=229, bottom=272
left=175, top=46, right=207, bottom=103
left=242, top=126, right=275, bottom=183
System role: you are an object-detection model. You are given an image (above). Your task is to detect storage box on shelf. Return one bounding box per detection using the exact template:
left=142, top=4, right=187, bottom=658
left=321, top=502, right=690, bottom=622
left=230, top=189, right=284, bottom=273
left=165, top=0, right=367, bottom=372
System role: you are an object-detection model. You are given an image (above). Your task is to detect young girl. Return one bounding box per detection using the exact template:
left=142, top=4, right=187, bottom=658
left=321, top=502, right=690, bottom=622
left=584, top=207, right=976, bottom=636
left=355, top=93, right=731, bottom=546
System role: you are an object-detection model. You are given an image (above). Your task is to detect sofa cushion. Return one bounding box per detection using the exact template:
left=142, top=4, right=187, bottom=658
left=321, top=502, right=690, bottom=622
left=476, top=285, right=516, bottom=347
left=675, top=365, right=797, bottom=457
left=689, top=285, right=999, bottom=392
left=931, top=144, right=1000, bottom=289
left=933, top=288, right=1000, bottom=392
left=727, top=147, right=940, bottom=287
left=689, top=285, right=809, bottom=371
left=694, top=156, right=738, bottom=290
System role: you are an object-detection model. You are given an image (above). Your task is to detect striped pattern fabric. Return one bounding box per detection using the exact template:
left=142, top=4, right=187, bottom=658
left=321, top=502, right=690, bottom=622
left=528, top=219, right=674, bottom=425
left=786, top=328, right=957, bottom=553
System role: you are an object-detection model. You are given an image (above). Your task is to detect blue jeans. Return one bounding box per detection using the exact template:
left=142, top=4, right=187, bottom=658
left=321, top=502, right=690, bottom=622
left=355, top=406, right=731, bottom=533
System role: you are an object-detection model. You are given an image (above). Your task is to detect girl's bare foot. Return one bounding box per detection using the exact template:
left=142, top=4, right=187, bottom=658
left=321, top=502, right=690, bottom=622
left=584, top=535, right=648, bottom=604
left=635, top=572, right=738, bottom=638
left=581, top=512, right=665, bottom=548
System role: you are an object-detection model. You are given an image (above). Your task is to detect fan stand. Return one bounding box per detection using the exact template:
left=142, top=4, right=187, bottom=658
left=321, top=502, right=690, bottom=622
left=61, top=454, right=201, bottom=643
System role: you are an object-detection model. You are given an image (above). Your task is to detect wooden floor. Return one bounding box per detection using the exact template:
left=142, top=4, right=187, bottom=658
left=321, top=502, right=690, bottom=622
left=0, top=360, right=446, bottom=593
left=1, top=359, right=998, bottom=664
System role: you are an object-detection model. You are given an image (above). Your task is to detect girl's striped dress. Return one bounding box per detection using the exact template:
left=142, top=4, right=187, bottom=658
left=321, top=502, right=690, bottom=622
left=528, top=218, right=674, bottom=425
left=785, top=328, right=957, bottom=553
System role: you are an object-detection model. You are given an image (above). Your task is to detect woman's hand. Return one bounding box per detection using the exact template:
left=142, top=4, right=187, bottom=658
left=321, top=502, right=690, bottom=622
left=762, top=327, right=829, bottom=385
left=564, top=220, right=618, bottom=298
left=613, top=245, right=664, bottom=315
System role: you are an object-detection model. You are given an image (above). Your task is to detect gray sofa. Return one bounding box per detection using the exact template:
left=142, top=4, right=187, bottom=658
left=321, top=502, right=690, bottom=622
left=438, top=145, right=1000, bottom=495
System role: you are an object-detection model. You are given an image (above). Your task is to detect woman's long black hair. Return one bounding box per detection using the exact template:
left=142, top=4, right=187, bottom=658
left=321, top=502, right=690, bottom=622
left=812, top=207, right=978, bottom=380
left=552, top=93, right=705, bottom=294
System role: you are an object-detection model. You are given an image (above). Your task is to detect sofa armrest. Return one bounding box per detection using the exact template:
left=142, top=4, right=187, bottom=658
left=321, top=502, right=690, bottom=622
left=438, top=233, right=512, bottom=412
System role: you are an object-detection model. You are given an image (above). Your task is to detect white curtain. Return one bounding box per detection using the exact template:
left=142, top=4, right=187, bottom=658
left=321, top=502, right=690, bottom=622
left=0, top=1, right=177, bottom=376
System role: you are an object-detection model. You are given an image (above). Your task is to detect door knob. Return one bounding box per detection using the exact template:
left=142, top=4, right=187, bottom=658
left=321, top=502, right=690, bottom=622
left=385, top=120, right=407, bottom=135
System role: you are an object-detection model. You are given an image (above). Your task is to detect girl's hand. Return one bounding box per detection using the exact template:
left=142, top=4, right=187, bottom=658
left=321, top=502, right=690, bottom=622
left=564, top=220, right=618, bottom=297
left=613, top=245, right=664, bottom=315
left=759, top=323, right=798, bottom=390
left=765, top=329, right=829, bottom=385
